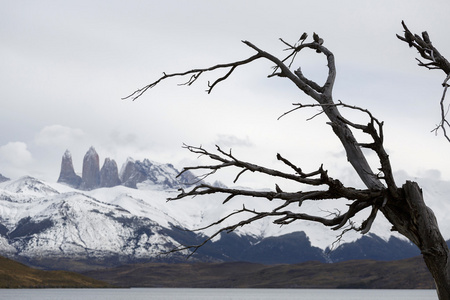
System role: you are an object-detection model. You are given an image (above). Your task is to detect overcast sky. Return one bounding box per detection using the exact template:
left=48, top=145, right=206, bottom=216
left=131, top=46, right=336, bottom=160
left=1, top=1, right=450, bottom=190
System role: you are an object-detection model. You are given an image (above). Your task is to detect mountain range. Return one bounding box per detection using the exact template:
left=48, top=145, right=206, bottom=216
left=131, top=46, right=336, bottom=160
left=57, top=146, right=196, bottom=190
left=0, top=147, right=448, bottom=271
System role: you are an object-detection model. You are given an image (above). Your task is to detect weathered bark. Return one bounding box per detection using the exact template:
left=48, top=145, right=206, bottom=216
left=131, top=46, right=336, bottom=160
left=381, top=181, right=450, bottom=298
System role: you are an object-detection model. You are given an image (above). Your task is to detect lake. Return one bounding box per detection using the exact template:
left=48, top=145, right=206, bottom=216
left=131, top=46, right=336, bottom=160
left=0, top=288, right=438, bottom=299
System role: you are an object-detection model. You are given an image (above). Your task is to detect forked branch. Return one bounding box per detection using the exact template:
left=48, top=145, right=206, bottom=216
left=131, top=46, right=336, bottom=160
left=122, top=53, right=262, bottom=101
left=397, top=20, right=450, bottom=141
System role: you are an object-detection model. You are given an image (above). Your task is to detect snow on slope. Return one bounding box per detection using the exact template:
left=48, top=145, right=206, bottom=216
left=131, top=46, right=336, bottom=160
left=20, top=192, right=178, bottom=258
left=0, top=172, right=448, bottom=258
left=2, top=176, right=59, bottom=197
left=0, top=178, right=185, bottom=258
left=83, top=177, right=450, bottom=249
left=101, top=174, right=450, bottom=249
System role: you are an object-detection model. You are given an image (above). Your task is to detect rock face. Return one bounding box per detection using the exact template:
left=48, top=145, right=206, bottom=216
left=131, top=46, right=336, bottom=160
left=79, top=147, right=100, bottom=190
left=119, top=158, right=147, bottom=189
left=57, top=150, right=82, bottom=188
left=119, top=158, right=196, bottom=189
left=100, top=158, right=121, bottom=188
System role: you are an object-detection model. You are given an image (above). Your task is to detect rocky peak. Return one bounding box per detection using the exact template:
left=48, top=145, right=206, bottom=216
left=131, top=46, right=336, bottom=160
left=79, top=147, right=100, bottom=190
left=100, top=158, right=121, bottom=188
left=120, top=158, right=146, bottom=189
left=57, top=150, right=81, bottom=188
left=56, top=149, right=197, bottom=190
left=0, top=173, right=10, bottom=183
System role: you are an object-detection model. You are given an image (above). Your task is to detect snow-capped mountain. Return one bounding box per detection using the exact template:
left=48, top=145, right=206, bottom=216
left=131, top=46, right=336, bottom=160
left=0, top=177, right=192, bottom=263
left=0, top=156, right=448, bottom=270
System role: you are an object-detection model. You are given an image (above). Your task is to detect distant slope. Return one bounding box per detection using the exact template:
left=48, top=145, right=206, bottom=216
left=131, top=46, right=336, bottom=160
left=0, top=176, right=426, bottom=269
left=0, top=256, right=109, bottom=288
left=85, top=256, right=434, bottom=289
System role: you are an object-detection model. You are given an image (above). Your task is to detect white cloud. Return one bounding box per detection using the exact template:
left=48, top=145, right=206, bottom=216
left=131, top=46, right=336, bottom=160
left=0, top=142, right=33, bottom=179
left=0, top=142, right=32, bottom=167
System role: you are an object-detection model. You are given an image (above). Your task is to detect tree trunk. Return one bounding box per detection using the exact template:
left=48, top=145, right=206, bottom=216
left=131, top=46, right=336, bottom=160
left=383, top=181, right=450, bottom=299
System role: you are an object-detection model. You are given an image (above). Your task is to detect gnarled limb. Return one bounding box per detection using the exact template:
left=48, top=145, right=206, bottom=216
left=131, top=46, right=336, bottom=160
left=169, top=144, right=385, bottom=244
left=122, top=53, right=263, bottom=100
left=397, top=20, right=450, bottom=142
left=172, top=145, right=383, bottom=204
left=397, top=21, right=450, bottom=74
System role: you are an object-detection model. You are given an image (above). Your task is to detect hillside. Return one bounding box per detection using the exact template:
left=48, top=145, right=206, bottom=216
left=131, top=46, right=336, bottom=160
left=0, top=253, right=433, bottom=289
left=0, top=256, right=109, bottom=288
left=85, top=256, right=434, bottom=289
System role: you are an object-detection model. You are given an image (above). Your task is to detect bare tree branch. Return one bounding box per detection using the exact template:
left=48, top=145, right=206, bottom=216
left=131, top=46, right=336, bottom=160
left=176, top=144, right=326, bottom=186
left=397, top=20, right=450, bottom=142
left=168, top=144, right=385, bottom=242
left=167, top=197, right=377, bottom=258
left=122, top=53, right=263, bottom=101
left=432, top=83, right=450, bottom=142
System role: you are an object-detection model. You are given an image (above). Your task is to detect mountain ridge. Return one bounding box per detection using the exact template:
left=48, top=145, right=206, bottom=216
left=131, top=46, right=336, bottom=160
left=0, top=148, right=448, bottom=272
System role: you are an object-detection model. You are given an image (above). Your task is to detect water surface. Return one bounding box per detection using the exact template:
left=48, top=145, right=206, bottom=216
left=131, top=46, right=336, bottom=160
left=0, top=288, right=438, bottom=300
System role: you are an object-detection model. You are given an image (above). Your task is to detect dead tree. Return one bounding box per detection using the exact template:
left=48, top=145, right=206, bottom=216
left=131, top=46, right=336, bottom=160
left=397, top=21, right=450, bottom=142
left=125, top=23, right=450, bottom=299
